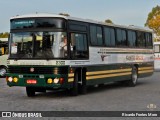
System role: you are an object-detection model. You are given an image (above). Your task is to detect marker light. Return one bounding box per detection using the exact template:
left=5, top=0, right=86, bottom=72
left=47, top=78, right=53, bottom=84
left=13, top=77, right=18, bottom=83
left=53, top=78, right=59, bottom=84
left=59, top=78, right=64, bottom=84
left=8, top=77, right=13, bottom=82
left=70, top=68, right=74, bottom=73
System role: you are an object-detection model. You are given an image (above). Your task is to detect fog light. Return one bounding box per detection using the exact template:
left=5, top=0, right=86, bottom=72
left=13, top=77, right=18, bottom=83
left=8, top=77, right=13, bottom=82
left=47, top=78, right=53, bottom=84
left=53, top=78, right=59, bottom=84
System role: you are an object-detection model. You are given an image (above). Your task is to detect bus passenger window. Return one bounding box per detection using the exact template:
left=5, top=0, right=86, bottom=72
left=145, top=33, right=153, bottom=48
left=137, top=32, right=145, bottom=47
left=104, top=27, right=115, bottom=46
left=116, top=29, right=127, bottom=46
left=90, top=25, right=103, bottom=46
left=127, top=30, right=136, bottom=47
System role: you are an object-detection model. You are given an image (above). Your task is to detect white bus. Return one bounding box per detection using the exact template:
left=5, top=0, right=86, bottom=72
left=0, top=38, right=8, bottom=77
left=154, top=41, right=160, bottom=70
left=6, top=13, right=154, bottom=97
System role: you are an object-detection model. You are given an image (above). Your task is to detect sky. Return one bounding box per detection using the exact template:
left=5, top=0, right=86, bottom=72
left=0, top=0, right=160, bottom=33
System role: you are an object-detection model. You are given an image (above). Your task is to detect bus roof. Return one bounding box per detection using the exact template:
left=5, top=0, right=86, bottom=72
left=11, top=13, right=153, bottom=33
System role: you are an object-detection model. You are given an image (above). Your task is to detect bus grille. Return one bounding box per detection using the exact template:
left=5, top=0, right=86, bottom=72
left=7, top=66, right=68, bottom=74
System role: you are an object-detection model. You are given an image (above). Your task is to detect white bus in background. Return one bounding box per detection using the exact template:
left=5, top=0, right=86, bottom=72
left=0, top=38, right=8, bottom=77
left=154, top=41, right=160, bottom=70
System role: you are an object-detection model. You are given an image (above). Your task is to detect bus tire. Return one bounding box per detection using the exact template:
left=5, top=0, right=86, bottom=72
left=128, top=66, right=138, bottom=87
left=26, top=87, right=35, bottom=97
left=71, top=71, right=79, bottom=96
left=0, top=66, right=7, bottom=77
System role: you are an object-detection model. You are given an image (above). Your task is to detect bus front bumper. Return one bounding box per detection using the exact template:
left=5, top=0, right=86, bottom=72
left=6, top=74, right=73, bottom=89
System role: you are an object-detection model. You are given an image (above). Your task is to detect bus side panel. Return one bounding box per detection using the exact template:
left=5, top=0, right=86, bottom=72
left=86, top=64, right=132, bottom=85
left=85, top=63, right=154, bottom=86
left=138, top=62, right=154, bottom=78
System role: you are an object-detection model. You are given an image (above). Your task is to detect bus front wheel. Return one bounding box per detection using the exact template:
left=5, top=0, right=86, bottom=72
left=26, top=87, right=35, bottom=97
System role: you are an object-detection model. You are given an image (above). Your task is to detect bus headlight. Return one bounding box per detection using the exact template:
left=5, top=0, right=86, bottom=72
left=47, top=78, right=53, bottom=84
left=53, top=78, right=59, bottom=84
left=13, top=77, right=18, bottom=83
left=8, top=77, right=13, bottom=82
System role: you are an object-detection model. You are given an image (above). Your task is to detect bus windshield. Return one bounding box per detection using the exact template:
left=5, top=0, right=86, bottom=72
left=10, top=32, right=68, bottom=59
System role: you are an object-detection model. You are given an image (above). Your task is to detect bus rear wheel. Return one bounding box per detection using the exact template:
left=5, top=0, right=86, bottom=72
left=26, top=87, right=35, bottom=97
left=128, top=66, right=138, bottom=87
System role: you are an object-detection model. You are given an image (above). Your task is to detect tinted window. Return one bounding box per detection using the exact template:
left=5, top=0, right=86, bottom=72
left=127, top=30, right=136, bottom=47
left=122, top=30, right=127, bottom=45
left=104, top=27, right=115, bottom=46
left=97, top=26, right=103, bottom=45
left=137, top=32, right=145, bottom=47
left=90, top=25, right=103, bottom=46
left=116, top=29, right=127, bottom=46
left=69, top=24, right=87, bottom=31
left=90, top=26, right=97, bottom=45
left=145, top=33, right=153, bottom=48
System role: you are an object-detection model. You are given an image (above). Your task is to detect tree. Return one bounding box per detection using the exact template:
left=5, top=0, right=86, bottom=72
left=0, top=32, right=9, bottom=38
left=148, top=15, right=160, bottom=36
left=145, top=5, right=160, bottom=36
left=59, top=13, right=70, bottom=17
left=105, top=19, right=113, bottom=24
